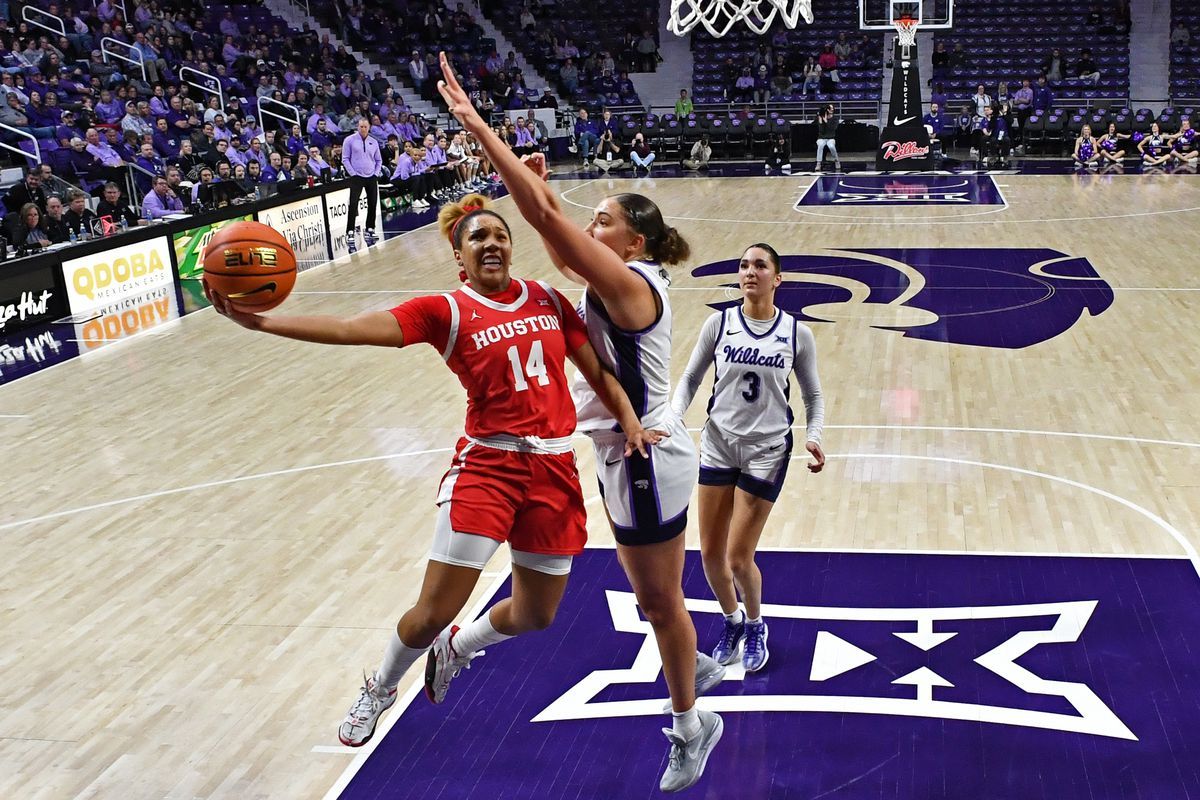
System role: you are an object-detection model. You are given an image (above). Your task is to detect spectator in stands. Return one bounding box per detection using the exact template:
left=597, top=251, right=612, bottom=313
left=818, top=45, right=839, bottom=93
left=12, top=203, right=51, bottom=250
left=754, top=65, right=771, bottom=104
left=948, top=42, right=969, bottom=74
left=122, top=100, right=154, bottom=140
left=1033, top=75, right=1053, bottom=112
left=681, top=136, right=705, bottom=172
left=63, top=189, right=96, bottom=238
left=308, top=144, right=331, bottom=176
left=85, top=126, right=128, bottom=180
left=931, top=42, right=950, bottom=82
left=387, top=142, right=430, bottom=208
left=96, top=182, right=139, bottom=227
left=1042, top=49, right=1065, bottom=83
left=244, top=139, right=267, bottom=171
left=512, top=118, right=537, bottom=156
left=1074, top=49, right=1100, bottom=85
left=971, top=85, right=992, bottom=119
left=801, top=57, right=821, bottom=98
left=978, top=106, right=1010, bottom=167
left=574, top=107, right=600, bottom=168
left=135, top=142, right=164, bottom=185
left=628, top=131, right=657, bottom=173
left=0, top=92, right=54, bottom=138
left=672, top=89, right=693, bottom=119
left=559, top=58, right=579, bottom=97
left=815, top=104, right=841, bottom=171
left=409, top=50, right=429, bottom=97
left=142, top=174, right=183, bottom=219
left=43, top=195, right=68, bottom=244
left=208, top=138, right=234, bottom=171
left=172, top=138, right=204, bottom=177
left=1012, top=79, right=1034, bottom=129
left=636, top=30, right=658, bottom=73
left=3, top=170, right=46, bottom=214
left=1172, top=23, right=1190, bottom=47
left=733, top=67, right=755, bottom=104
left=1072, top=123, right=1102, bottom=168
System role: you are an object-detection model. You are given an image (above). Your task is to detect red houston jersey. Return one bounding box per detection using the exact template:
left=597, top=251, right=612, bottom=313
left=389, top=279, right=589, bottom=439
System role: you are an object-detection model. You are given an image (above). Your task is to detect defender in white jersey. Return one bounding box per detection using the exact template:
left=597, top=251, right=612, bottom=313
left=439, top=54, right=724, bottom=795
left=673, top=243, right=826, bottom=673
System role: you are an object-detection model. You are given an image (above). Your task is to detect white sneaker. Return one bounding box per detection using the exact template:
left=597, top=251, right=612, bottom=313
left=338, top=672, right=396, bottom=747
left=424, top=625, right=482, bottom=704
left=413, top=198, right=429, bottom=208
left=659, top=709, right=723, bottom=792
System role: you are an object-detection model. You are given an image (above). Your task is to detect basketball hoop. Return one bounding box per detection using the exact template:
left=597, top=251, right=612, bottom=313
left=893, top=14, right=919, bottom=53
left=668, top=0, right=813, bottom=38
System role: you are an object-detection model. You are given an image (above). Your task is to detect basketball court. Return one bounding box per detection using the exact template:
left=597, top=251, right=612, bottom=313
left=1, top=167, right=1198, bottom=797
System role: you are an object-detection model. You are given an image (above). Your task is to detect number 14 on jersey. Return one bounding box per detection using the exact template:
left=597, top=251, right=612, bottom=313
left=506, top=342, right=550, bottom=391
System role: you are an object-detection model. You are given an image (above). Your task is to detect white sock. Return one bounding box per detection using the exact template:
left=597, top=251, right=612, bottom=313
left=724, top=609, right=745, bottom=626
left=375, top=631, right=428, bottom=692
left=450, top=609, right=513, bottom=656
left=672, top=706, right=701, bottom=740
left=746, top=616, right=763, bottom=626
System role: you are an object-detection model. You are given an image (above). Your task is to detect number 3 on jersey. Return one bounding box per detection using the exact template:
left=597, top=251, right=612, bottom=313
left=507, top=341, right=549, bottom=392
left=741, top=371, right=761, bottom=403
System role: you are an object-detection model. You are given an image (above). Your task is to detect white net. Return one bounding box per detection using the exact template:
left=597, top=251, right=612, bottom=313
left=893, top=18, right=919, bottom=48
left=668, top=0, right=813, bottom=38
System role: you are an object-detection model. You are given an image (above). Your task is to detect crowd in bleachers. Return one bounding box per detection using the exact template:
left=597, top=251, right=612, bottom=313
left=0, top=0, right=530, bottom=252
left=472, top=0, right=652, bottom=107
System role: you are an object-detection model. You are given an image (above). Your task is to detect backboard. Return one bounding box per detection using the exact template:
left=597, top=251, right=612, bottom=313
left=859, top=0, right=953, bottom=30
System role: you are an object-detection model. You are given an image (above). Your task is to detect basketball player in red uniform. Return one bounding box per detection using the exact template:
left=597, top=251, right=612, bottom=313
left=204, top=194, right=663, bottom=748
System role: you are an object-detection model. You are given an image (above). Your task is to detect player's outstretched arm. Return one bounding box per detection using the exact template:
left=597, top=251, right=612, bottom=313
left=205, top=279, right=405, bottom=347
left=437, top=52, right=656, bottom=327
left=568, top=341, right=667, bottom=458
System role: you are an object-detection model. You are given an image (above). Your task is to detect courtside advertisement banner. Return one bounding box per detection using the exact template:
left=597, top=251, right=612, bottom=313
left=72, top=284, right=184, bottom=353
left=63, top=236, right=174, bottom=315
left=325, top=186, right=382, bottom=259
left=0, top=265, right=66, bottom=334
left=172, top=215, right=254, bottom=282
left=256, top=195, right=329, bottom=271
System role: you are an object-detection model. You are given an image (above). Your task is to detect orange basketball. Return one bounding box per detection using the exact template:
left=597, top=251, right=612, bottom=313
left=202, top=220, right=297, bottom=313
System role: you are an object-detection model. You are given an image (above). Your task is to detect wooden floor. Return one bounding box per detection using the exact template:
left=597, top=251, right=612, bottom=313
left=1, top=173, right=1198, bottom=798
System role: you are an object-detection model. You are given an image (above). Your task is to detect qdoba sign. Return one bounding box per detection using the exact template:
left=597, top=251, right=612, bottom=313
left=63, top=236, right=173, bottom=315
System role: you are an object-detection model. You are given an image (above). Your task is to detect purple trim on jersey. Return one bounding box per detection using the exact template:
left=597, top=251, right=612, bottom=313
left=584, top=266, right=664, bottom=337
left=699, top=465, right=740, bottom=486
left=735, top=432, right=792, bottom=502
left=736, top=305, right=785, bottom=340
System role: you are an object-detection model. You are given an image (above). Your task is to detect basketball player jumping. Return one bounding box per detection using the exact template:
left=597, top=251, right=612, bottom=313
left=438, top=53, right=726, bottom=793
left=203, top=194, right=663, bottom=749
left=673, top=243, right=825, bottom=673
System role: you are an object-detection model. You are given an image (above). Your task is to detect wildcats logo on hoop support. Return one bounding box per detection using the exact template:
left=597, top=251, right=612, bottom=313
left=877, top=34, right=934, bottom=170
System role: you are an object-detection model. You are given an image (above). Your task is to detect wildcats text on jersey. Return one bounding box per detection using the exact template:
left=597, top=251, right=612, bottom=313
left=722, top=345, right=787, bottom=369
left=469, top=315, right=563, bottom=350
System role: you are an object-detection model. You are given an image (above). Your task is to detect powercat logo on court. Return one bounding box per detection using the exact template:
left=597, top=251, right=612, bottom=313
left=690, top=248, right=1114, bottom=350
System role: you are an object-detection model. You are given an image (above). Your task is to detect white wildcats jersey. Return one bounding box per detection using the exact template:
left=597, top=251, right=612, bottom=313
left=707, top=306, right=798, bottom=441
left=572, top=260, right=675, bottom=431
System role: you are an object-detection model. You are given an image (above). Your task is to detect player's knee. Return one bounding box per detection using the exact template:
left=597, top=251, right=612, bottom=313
left=524, top=606, right=557, bottom=631
left=638, top=591, right=685, bottom=628
left=728, top=551, right=756, bottom=579
left=407, top=606, right=456, bottom=641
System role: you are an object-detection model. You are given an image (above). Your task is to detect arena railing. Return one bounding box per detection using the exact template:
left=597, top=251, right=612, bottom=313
left=0, top=122, right=40, bottom=168
left=180, top=66, right=225, bottom=115
left=101, top=36, right=147, bottom=84
left=638, top=100, right=882, bottom=124
left=945, top=95, right=1131, bottom=114
left=259, top=96, right=302, bottom=137
left=123, top=162, right=158, bottom=213
left=21, top=6, right=66, bottom=39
